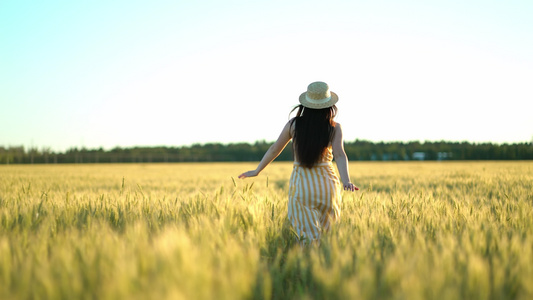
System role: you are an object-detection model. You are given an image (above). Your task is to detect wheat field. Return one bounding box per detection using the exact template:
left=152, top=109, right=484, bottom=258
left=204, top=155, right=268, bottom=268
left=0, top=162, right=532, bottom=299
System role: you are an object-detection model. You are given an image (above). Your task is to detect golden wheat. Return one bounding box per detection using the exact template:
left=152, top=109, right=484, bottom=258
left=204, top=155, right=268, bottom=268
left=0, top=162, right=531, bottom=299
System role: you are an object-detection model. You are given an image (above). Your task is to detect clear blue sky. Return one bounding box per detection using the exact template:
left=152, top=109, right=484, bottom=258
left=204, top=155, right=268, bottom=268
left=1, top=0, right=532, bottom=152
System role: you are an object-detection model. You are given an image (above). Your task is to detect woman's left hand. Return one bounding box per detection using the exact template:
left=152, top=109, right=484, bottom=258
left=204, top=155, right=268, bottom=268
left=343, top=182, right=359, bottom=192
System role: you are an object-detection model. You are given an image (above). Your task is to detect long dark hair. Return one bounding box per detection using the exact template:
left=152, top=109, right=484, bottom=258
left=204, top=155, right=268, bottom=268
left=290, top=105, right=337, bottom=168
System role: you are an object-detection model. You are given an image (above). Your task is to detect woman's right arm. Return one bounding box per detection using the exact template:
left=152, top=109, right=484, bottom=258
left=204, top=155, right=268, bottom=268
left=238, top=121, right=292, bottom=179
left=332, top=123, right=359, bottom=191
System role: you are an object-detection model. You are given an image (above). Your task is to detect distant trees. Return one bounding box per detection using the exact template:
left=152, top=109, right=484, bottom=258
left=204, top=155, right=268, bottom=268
left=0, top=140, right=531, bottom=164
left=342, top=140, right=533, bottom=161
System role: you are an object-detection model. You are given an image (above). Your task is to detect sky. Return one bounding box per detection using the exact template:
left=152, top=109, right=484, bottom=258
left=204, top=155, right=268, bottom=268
left=1, top=0, right=532, bottom=152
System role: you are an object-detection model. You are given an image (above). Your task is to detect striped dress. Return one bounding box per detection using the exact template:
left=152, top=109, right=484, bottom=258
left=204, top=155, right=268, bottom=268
left=288, top=146, right=342, bottom=242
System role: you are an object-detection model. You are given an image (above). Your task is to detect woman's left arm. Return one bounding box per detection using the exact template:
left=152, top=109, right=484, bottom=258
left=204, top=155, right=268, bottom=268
left=239, top=121, right=292, bottom=179
left=332, top=123, right=359, bottom=191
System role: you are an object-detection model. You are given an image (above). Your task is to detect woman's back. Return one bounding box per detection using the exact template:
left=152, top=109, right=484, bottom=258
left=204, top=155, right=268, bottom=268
left=290, top=109, right=336, bottom=168
left=292, top=141, right=334, bottom=165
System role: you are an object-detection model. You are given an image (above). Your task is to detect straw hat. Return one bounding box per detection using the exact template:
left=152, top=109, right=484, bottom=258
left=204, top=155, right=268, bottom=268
left=299, top=81, right=338, bottom=109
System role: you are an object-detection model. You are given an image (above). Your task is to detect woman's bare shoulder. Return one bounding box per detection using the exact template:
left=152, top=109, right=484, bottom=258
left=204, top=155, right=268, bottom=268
left=288, top=118, right=296, bottom=137
left=332, top=122, right=344, bottom=142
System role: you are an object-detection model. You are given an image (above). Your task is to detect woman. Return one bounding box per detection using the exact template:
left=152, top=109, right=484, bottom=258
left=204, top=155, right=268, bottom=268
left=239, top=81, right=358, bottom=244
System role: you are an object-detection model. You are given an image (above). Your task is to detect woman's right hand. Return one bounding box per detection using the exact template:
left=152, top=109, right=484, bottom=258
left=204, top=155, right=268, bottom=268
left=238, top=170, right=259, bottom=179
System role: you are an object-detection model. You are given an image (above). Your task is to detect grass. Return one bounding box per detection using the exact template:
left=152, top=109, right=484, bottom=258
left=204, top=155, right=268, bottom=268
left=0, top=162, right=532, bottom=299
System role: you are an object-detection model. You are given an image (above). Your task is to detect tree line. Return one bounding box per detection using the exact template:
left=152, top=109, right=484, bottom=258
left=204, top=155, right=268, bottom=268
left=0, top=140, right=531, bottom=164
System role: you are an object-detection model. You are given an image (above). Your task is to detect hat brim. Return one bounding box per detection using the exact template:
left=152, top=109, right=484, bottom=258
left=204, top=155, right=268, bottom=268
left=299, top=91, right=338, bottom=109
